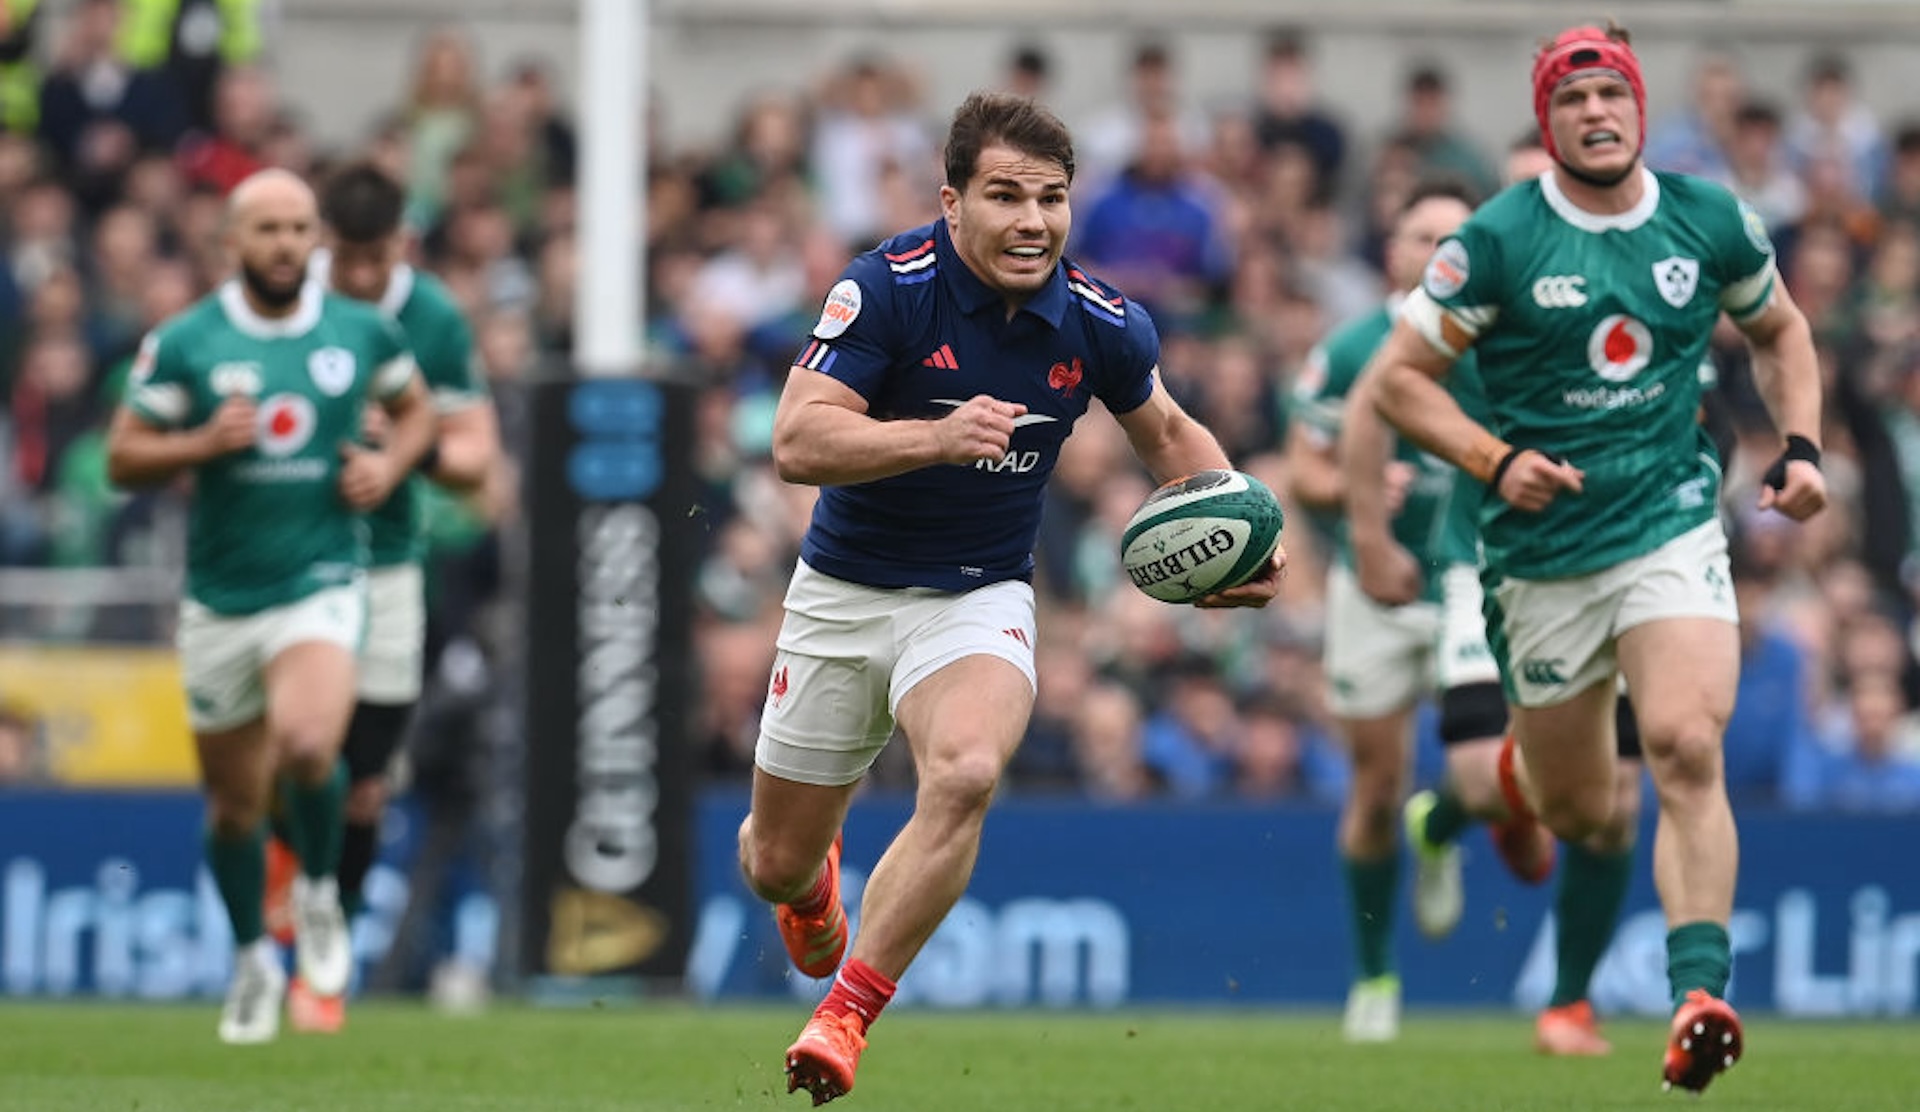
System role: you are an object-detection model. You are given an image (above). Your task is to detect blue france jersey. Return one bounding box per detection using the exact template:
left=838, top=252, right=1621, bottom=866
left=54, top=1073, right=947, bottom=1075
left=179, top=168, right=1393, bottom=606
left=792, top=219, right=1160, bottom=590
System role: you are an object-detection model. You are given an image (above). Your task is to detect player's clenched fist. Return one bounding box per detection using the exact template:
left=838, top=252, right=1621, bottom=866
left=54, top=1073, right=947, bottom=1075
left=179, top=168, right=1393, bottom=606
left=1493, top=448, right=1584, bottom=512
left=199, top=395, right=258, bottom=456
left=934, top=394, right=1027, bottom=466
left=337, top=442, right=398, bottom=509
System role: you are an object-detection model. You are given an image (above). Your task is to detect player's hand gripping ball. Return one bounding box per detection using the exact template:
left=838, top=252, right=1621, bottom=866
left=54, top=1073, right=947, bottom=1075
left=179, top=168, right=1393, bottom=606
left=1121, top=469, right=1284, bottom=604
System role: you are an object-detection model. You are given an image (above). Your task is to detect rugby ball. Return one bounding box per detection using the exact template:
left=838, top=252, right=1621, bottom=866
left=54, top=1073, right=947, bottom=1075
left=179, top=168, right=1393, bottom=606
left=1120, top=469, right=1284, bottom=604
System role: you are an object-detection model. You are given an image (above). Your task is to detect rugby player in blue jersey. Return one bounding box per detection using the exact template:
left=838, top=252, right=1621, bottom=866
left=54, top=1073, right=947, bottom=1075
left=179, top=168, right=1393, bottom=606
left=739, top=91, right=1284, bottom=1104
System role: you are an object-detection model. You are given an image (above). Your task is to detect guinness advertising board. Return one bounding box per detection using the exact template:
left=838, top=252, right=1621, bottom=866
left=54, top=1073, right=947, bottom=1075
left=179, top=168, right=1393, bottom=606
left=522, top=377, right=696, bottom=988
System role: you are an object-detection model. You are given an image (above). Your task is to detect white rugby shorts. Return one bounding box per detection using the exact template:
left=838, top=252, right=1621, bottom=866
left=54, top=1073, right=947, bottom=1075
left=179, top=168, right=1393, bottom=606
left=754, top=560, right=1037, bottom=786
left=356, top=562, right=426, bottom=705
left=1491, top=519, right=1737, bottom=709
left=178, top=583, right=367, bottom=732
left=1323, top=562, right=1440, bottom=718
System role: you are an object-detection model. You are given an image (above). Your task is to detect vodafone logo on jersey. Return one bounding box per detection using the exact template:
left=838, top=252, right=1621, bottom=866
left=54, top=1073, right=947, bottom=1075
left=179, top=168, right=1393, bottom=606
left=255, top=393, right=317, bottom=457
left=1586, top=315, right=1653, bottom=382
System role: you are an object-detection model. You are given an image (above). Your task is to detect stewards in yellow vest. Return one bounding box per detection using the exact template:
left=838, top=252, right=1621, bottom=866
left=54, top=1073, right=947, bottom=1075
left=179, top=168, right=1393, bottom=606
left=117, top=0, right=262, bottom=131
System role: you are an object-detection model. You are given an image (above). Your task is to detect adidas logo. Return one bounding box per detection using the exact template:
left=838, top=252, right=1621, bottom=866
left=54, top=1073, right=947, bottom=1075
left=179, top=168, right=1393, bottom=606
left=921, top=344, right=958, bottom=370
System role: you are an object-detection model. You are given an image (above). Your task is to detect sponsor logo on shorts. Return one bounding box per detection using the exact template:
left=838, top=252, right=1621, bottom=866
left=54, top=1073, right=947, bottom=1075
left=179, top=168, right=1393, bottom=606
left=768, top=665, right=789, bottom=706
left=1520, top=658, right=1568, bottom=687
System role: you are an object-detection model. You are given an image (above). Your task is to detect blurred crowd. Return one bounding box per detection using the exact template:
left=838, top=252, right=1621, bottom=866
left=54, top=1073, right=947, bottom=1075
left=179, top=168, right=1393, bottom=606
left=2, top=6, right=1919, bottom=812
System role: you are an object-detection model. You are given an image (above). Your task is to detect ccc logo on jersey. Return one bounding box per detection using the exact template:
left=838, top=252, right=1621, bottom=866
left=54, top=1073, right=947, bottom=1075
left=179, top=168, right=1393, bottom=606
left=1531, top=274, right=1588, bottom=308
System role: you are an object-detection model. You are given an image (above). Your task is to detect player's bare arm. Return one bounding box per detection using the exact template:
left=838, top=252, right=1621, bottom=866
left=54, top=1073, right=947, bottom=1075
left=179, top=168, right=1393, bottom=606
left=1282, top=418, right=1344, bottom=513
left=1370, top=320, right=1584, bottom=513
left=1735, top=287, right=1828, bottom=521
left=424, top=400, right=500, bottom=492
left=105, top=395, right=256, bottom=488
left=1115, top=375, right=1284, bottom=608
left=340, top=373, right=434, bottom=510
left=770, top=366, right=1024, bottom=486
left=1339, top=369, right=1424, bottom=607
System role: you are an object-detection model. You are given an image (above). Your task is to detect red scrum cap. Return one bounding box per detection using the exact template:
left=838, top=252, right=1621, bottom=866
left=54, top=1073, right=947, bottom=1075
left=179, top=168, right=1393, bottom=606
left=1531, top=25, right=1646, bottom=161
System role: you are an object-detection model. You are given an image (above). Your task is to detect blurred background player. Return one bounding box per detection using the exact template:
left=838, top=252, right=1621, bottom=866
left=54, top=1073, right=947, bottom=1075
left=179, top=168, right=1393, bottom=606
left=740, top=91, right=1282, bottom=1104
left=1365, top=24, right=1827, bottom=1092
left=263, top=160, right=498, bottom=1032
left=1291, top=178, right=1561, bottom=1043
left=104, top=168, right=435, bottom=1043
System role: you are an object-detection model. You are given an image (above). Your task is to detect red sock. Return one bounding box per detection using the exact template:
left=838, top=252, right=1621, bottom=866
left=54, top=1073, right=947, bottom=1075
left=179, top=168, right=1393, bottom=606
left=818, top=959, right=895, bottom=1030
left=1497, top=733, right=1536, bottom=821
left=787, top=859, right=836, bottom=917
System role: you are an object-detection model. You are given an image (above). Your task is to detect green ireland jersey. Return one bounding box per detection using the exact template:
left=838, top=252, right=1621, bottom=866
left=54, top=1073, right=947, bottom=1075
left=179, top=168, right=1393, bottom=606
left=1291, top=300, right=1466, bottom=602
left=356, top=265, right=487, bottom=567
left=128, top=281, right=418, bottom=615
left=1404, top=168, right=1776, bottom=579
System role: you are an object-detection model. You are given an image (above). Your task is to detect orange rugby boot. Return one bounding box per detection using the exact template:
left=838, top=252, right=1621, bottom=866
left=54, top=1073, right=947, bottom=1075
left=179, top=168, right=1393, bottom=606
left=264, top=836, right=299, bottom=947
left=1662, top=990, right=1743, bottom=1093
left=785, top=1009, right=868, bottom=1106
left=286, top=975, right=346, bottom=1034
left=1536, top=1000, right=1612, bottom=1056
left=775, top=836, right=847, bottom=979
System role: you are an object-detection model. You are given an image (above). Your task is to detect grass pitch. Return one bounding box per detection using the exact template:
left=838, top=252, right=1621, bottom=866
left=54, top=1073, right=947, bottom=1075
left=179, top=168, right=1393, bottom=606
left=0, top=1001, right=1912, bottom=1111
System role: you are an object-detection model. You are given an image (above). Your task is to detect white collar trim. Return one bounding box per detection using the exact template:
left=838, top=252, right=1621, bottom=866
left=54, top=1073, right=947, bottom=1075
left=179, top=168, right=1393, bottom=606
left=377, top=263, right=415, bottom=317
left=1541, top=165, right=1659, bottom=233
left=219, top=279, right=324, bottom=338
left=310, top=249, right=414, bottom=318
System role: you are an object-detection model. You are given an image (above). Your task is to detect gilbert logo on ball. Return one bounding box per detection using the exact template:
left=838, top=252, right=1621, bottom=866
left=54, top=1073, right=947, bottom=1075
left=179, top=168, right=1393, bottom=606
left=1121, top=469, right=1284, bottom=604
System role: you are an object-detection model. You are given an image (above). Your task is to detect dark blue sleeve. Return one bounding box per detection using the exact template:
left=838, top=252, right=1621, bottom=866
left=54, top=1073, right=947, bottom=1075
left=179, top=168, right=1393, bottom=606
left=790, top=253, right=898, bottom=404
left=1095, top=299, right=1161, bottom=416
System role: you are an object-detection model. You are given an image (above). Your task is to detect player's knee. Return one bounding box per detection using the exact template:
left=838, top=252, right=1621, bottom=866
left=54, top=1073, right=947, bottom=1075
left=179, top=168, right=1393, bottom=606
left=738, top=835, right=818, bottom=903
left=205, top=796, right=268, bottom=838
left=917, top=743, right=1006, bottom=819
left=1640, top=719, right=1724, bottom=790
left=1534, top=782, right=1614, bottom=842
left=275, top=721, right=342, bottom=776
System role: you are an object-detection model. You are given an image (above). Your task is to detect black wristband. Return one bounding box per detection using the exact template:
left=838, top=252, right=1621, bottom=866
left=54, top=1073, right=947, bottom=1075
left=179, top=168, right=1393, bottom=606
left=1488, top=446, right=1528, bottom=490
left=1762, top=434, right=1820, bottom=491
left=415, top=441, right=442, bottom=476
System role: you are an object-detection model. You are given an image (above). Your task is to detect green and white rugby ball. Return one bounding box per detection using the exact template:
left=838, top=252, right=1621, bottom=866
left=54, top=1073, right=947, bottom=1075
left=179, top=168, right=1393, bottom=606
left=1120, top=469, right=1284, bottom=604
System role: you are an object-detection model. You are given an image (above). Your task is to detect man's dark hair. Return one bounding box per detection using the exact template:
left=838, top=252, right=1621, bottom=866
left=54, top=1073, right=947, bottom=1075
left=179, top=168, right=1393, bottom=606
left=1735, top=100, right=1783, bottom=132
left=1402, top=175, right=1479, bottom=214
left=1009, top=43, right=1050, bottom=83
left=943, top=91, right=1075, bottom=189
left=320, top=161, right=406, bottom=243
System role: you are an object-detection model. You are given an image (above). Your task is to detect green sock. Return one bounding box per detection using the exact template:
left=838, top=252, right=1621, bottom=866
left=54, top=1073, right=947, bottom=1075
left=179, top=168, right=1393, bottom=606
left=205, top=825, right=267, bottom=946
left=1421, top=789, right=1474, bottom=847
left=1667, top=920, right=1732, bottom=1010
left=286, top=760, right=348, bottom=879
left=1550, top=843, right=1633, bottom=1007
left=1343, top=852, right=1401, bottom=980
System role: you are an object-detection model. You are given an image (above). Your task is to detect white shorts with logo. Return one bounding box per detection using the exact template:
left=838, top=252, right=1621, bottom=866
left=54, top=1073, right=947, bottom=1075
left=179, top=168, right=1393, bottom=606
left=1436, top=563, right=1502, bottom=691
left=1324, top=563, right=1441, bottom=718
left=357, top=562, right=426, bottom=704
left=1491, top=519, right=1736, bottom=709
left=755, top=560, right=1038, bottom=787
left=178, top=583, right=368, bottom=732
